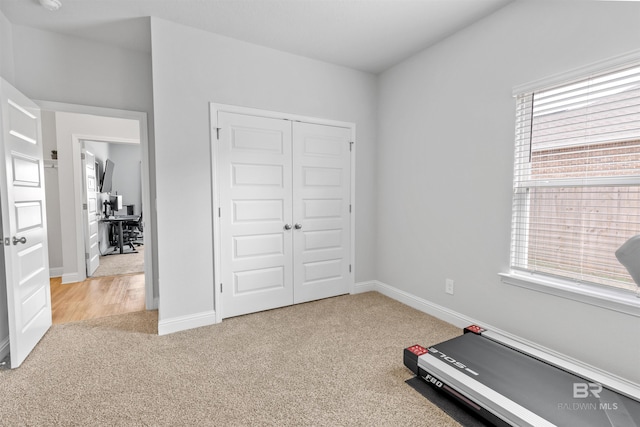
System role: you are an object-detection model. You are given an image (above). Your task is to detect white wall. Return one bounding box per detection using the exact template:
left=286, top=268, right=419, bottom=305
left=150, top=18, right=378, bottom=324
left=376, top=1, right=640, bottom=383
left=108, top=143, right=142, bottom=216
left=11, top=24, right=152, bottom=115
left=0, top=9, right=14, bottom=85
left=53, top=112, right=139, bottom=283
left=41, top=111, right=63, bottom=275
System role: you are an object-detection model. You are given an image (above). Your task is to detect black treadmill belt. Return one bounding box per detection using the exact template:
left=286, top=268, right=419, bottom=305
left=429, top=333, right=640, bottom=426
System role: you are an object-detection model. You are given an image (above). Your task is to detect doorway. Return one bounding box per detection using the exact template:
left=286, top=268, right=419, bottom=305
left=38, top=101, right=156, bottom=323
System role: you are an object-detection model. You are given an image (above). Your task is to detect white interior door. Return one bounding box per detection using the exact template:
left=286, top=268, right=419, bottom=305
left=218, top=112, right=294, bottom=318
left=0, top=78, right=52, bottom=368
left=83, top=149, right=99, bottom=276
left=292, top=122, right=351, bottom=303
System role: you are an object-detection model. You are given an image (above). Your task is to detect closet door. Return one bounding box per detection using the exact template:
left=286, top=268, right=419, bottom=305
left=218, top=112, right=293, bottom=318
left=292, top=122, right=351, bottom=303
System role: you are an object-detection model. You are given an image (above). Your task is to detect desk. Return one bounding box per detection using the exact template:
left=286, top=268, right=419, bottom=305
left=100, top=215, right=140, bottom=254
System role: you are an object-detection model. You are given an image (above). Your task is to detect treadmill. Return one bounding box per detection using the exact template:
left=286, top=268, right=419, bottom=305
left=404, top=325, right=640, bottom=427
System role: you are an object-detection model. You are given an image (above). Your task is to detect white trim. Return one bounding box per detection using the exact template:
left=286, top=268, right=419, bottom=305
left=35, top=100, right=155, bottom=311
left=499, top=271, right=640, bottom=318
left=61, top=272, right=83, bottom=284
left=357, top=280, right=640, bottom=398
left=209, top=103, right=355, bottom=130
left=352, top=280, right=379, bottom=294
left=157, top=310, right=217, bottom=336
left=209, top=102, right=356, bottom=322
left=48, top=267, right=63, bottom=278
left=0, top=335, right=9, bottom=362
left=354, top=280, right=476, bottom=328
left=513, top=48, right=640, bottom=95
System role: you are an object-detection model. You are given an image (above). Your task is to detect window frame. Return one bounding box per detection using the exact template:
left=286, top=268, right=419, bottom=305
left=502, top=50, right=640, bottom=317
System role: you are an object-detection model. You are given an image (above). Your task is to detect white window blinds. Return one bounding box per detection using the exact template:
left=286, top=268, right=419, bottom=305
left=511, top=63, right=640, bottom=293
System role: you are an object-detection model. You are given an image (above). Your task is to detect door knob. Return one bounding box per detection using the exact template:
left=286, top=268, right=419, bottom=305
left=294, top=223, right=302, bottom=230
left=284, top=224, right=292, bottom=230
left=13, top=236, right=26, bottom=245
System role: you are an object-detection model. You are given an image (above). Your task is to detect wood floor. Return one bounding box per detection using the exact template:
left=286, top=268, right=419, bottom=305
left=50, top=273, right=146, bottom=324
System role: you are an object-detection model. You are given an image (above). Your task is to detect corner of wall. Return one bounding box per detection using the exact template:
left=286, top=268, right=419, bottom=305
left=0, top=8, right=16, bottom=85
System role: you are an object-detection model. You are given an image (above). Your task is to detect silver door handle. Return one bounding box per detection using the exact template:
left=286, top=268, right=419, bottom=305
left=294, top=223, right=302, bottom=230
left=13, top=236, right=26, bottom=245
left=284, top=224, right=292, bottom=230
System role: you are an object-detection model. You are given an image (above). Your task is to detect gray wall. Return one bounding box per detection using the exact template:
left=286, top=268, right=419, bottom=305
left=0, top=9, right=14, bottom=85
left=42, top=110, right=63, bottom=274
left=108, top=143, right=142, bottom=216
left=376, top=0, right=640, bottom=383
left=150, top=17, right=378, bottom=322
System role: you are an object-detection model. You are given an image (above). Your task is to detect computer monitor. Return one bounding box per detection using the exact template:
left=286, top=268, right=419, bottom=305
left=101, top=159, right=115, bottom=193
left=109, top=194, right=123, bottom=211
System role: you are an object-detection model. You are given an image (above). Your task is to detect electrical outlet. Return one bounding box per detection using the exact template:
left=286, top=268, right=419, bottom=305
left=445, top=278, right=454, bottom=295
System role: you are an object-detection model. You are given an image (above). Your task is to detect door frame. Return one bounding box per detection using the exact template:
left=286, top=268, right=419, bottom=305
left=209, top=103, right=356, bottom=323
left=36, top=100, right=156, bottom=310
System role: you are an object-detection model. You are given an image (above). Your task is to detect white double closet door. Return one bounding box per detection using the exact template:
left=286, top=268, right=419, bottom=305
left=217, top=111, right=352, bottom=319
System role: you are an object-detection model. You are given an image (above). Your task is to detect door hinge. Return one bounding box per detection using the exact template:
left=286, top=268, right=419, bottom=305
left=220, top=283, right=223, bottom=293
left=349, top=204, right=352, bottom=213
left=349, top=264, right=352, bottom=273
left=218, top=207, right=221, bottom=218
left=215, top=127, right=221, bottom=140
left=349, top=141, right=354, bottom=152
left=81, top=152, right=86, bottom=160
left=85, top=252, right=90, bottom=260
left=83, top=203, right=88, bottom=210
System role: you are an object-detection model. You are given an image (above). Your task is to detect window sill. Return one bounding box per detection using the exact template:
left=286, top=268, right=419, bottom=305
left=499, top=271, right=640, bottom=318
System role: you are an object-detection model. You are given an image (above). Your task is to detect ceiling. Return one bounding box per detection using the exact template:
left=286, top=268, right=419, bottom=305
left=0, top=0, right=514, bottom=74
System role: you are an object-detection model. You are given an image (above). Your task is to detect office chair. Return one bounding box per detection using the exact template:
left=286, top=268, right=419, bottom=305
left=123, top=212, right=143, bottom=247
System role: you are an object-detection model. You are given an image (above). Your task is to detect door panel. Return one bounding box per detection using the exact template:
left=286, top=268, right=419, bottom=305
left=83, top=150, right=99, bottom=276
left=0, top=78, right=52, bottom=368
left=218, top=112, right=293, bottom=318
left=292, top=122, right=351, bottom=304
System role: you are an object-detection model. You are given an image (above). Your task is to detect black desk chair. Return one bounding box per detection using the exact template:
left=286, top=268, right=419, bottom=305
left=123, top=213, right=143, bottom=248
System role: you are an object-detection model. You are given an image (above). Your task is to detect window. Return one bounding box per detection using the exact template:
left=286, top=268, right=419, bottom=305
left=510, top=62, right=640, bottom=297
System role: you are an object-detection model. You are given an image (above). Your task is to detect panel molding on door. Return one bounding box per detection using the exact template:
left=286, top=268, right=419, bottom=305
left=292, top=122, right=351, bottom=304
left=217, top=112, right=293, bottom=319
left=0, top=78, right=52, bottom=368
left=212, top=104, right=355, bottom=321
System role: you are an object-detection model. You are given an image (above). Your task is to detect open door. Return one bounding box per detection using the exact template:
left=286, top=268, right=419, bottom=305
left=0, top=78, right=52, bottom=368
left=82, top=148, right=99, bottom=276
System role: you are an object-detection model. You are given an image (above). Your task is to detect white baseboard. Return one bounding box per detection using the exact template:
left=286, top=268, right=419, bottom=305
left=49, top=267, right=63, bottom=278
left=354, top=280, right=474, bottom=328
left=353, top=279, right=640, bottom=398
left=0, top=335, right=9, bottom=362
left=158, top=310, right=217, bottom=336
left=61, top=272, right=83, bottom=284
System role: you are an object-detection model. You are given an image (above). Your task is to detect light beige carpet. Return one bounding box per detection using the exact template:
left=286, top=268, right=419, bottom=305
left=0, top=292, right=462, bottom=426
left=92, top=245, right=144, bottom=277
